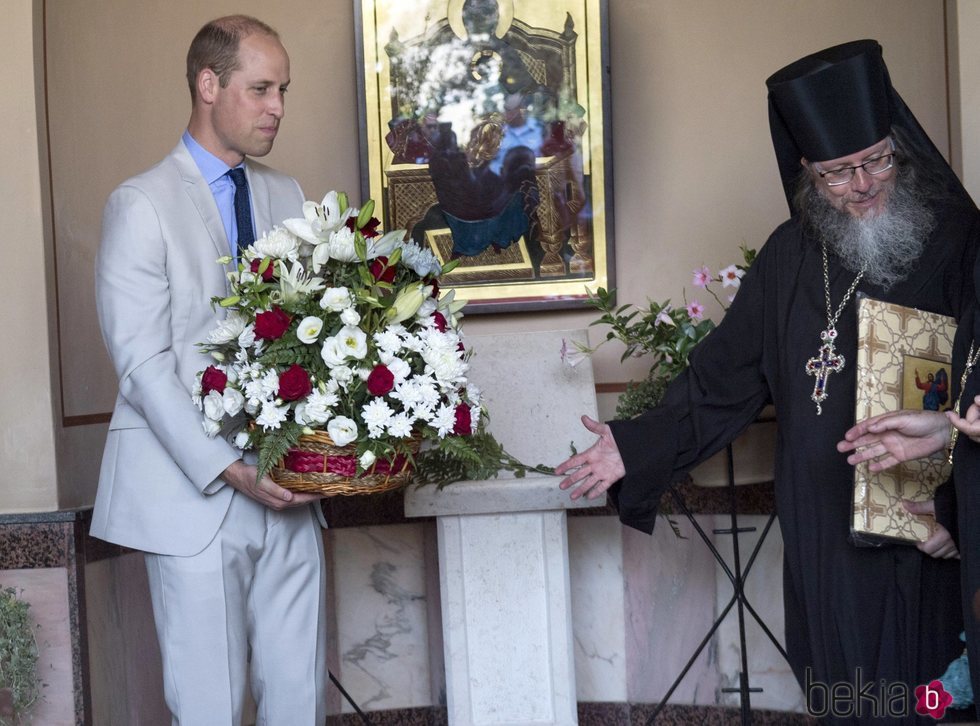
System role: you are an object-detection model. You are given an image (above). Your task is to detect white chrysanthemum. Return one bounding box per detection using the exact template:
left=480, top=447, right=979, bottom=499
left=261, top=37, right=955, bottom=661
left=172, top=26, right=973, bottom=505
left=401, top=333, right=425, bottom=354
left=320, top=286, right=352, bottom=312
left=465, top=382, right=482, bottom=406
left=296, top=316, right=324, bottom=344
left=359, top=450, right=377, bottom=470
left=432, top=402, right=457, bottom=438
left=362, top=398, right=394, bottom=438
left=202, top=418, right=222, bottom=437
left=400, top=241, right=442, bottom=277
left=203, top=390, right=225, bottom=422
left=331, top=365, right=355, bottom=388
left=340, top=308, right=361, bottom=326
left=421, top=337, right=467, bottom=386
left=469, top=404, right=482, bottom=430
left=251, top=226, right=300, bottom=262
left=259, top=369, right=280, bottom=399
left=300, top=388, right=338, bottom=424
left=326, top=226, right=358, bottom=262
left=374, top=329, right=403, bottom=355
left=207, top=311, right=248, bottom=345
left=388, top=412, right=414, bottom=438
left=256, top=401, right=290, bottom=431
left=327, top=416, right=358, bottom=446
left=222, top=388, right=245, bottom=417
left=335, top=325, right=368, bottom=360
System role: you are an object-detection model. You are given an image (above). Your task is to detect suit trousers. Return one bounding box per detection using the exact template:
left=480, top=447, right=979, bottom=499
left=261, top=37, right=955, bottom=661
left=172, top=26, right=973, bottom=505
left=145, top=491, right=328, bottom=725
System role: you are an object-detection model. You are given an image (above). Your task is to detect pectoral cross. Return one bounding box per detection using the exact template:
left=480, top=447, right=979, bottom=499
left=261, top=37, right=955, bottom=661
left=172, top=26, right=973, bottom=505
left=805, top=328, right=845, bottom=415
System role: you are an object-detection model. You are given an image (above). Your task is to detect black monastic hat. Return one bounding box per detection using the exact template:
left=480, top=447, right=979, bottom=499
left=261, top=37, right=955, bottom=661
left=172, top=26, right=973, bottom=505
left=765, top=39, right=968, bottom=211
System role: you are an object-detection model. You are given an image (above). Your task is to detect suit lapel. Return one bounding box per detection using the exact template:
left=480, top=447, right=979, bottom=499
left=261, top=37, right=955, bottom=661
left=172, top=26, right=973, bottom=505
left=170, top=143, right=231, bottom=263
left=246, top=162, right=273, bottom=238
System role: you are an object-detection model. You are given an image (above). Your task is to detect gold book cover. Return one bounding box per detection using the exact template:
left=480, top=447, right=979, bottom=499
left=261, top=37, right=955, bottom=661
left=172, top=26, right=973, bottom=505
left=851, top=296, right=955, bottom=546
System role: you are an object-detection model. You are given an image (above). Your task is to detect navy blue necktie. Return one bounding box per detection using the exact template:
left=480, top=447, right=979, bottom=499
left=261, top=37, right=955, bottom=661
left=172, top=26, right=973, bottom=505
left=227, top=167, right=255, bottom=256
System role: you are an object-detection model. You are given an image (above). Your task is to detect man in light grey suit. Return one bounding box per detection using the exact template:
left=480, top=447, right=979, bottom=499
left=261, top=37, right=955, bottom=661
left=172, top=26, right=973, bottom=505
left=93, top=16, right=327, bottom=724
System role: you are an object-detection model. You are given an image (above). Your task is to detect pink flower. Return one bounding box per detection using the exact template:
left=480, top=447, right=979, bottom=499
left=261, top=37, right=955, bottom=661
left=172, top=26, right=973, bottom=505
left=691, top=265, right=711, bottom=288
left=687, top=300, right=705, bottom=321
left=719, top=264, right=745, bottom=288
left=655, top=308, right=674, bottom=327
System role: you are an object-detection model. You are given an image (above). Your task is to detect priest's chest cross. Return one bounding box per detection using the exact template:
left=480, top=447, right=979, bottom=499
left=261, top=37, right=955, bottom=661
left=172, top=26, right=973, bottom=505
left=805, top=328, right=845, bottom=416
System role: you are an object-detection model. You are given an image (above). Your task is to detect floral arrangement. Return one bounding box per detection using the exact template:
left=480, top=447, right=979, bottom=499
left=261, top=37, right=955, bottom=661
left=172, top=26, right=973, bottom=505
left=194, top=191, right=545, bottom=489
left=564, top=244, right=756, bottom=419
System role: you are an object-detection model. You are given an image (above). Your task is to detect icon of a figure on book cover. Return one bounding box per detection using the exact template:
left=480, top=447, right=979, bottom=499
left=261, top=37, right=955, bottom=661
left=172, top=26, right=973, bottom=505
left=915, top=367, right=949, bottom=411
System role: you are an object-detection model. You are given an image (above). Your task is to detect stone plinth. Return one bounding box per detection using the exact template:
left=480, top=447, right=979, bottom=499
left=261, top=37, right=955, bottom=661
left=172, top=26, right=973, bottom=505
left=406, top=329, right=600, bottom=725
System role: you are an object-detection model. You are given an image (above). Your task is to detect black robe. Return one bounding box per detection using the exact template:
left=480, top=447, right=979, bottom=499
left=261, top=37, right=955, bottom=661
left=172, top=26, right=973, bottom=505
left=952, top=286, right=980, bottom=718
left=608, top=200, right=979, bottom=723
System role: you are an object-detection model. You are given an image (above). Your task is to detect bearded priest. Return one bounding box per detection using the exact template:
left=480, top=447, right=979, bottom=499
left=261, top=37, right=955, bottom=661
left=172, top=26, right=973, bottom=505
left=557, top=39, right=979, bottom=723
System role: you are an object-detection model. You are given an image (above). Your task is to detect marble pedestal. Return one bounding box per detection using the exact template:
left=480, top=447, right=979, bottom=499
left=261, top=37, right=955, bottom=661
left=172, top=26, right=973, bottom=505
left=406, top=329, right=600, bottom=725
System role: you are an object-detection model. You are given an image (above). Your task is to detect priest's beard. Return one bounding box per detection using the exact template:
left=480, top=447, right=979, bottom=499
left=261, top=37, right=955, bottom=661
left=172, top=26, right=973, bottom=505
left=796, top=169, right=935, bottom=290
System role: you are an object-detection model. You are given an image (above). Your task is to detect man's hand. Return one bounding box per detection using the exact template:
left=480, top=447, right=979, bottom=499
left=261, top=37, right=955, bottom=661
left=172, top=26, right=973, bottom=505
left=836, top=410, right=950, bottom=472
left=904, top=499, right=958, bottom=559
left=222, top=459, right=323, bottom=509
left=948, top=394, right=980, bottom=446
left=555, top=415, right=626, bottom=501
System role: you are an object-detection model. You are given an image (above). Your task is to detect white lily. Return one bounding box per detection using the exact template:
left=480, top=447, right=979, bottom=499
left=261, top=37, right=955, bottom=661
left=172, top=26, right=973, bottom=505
left=366, top=230, right=405, bottom=259
left=282, top=191, right=346, bottom=245
left=278, top=261, right=325, bottom=305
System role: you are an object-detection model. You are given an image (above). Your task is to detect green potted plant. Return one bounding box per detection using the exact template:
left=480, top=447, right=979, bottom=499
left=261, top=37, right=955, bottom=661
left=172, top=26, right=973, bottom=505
left=0, top=587, right=40, bottom=725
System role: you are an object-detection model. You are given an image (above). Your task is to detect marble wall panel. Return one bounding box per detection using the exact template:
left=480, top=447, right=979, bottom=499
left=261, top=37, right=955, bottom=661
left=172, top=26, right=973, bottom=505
left=712, top=514, right=805, bottom=713
left=329, top=523, right=432, bottom=713
left=622, top=512, right=723, bottom=705
left=567, top=516, right=627, bottom=702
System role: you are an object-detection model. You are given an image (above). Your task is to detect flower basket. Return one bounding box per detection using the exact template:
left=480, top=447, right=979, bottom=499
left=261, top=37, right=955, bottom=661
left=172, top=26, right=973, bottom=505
left=271, top=431, right=421, bottom=495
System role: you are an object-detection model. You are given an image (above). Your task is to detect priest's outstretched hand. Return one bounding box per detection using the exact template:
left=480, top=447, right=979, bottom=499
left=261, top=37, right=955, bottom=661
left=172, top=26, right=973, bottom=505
left=836, top=409, right=950, bottom=472
left=555, top=415, right=626, bottom=500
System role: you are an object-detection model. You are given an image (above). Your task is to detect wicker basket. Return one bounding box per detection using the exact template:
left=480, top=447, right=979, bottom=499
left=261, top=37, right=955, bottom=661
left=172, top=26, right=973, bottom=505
left=271, top=430, right=420, bottom=496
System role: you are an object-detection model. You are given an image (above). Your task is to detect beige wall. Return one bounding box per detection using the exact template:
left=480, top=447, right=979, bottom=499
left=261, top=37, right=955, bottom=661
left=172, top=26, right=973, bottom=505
left=1, top=0, right=59, bottom=512
left=0, top=0, right=958, bottom=512
left=949, top=0, right=980, bottom=199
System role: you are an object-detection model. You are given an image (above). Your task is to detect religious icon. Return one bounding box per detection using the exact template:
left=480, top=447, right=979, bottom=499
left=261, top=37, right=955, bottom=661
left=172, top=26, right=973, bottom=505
left=901, top=355, right=951, bottom=412
left=355, top=0, right=613, bottom=312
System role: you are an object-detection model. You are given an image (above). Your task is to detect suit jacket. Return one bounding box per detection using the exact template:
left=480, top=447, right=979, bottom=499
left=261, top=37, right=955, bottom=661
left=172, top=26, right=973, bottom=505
left=92, top=142, right=305, bottom=556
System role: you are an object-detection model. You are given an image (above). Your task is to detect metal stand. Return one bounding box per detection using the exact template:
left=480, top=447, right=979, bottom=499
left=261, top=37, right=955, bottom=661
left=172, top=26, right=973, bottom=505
left=645, top=444, right=788, bottom=726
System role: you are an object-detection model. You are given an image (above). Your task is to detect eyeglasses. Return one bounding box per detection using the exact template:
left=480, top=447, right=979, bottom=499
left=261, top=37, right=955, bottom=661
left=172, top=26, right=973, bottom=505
left=816, top=152, right=895, bottom=186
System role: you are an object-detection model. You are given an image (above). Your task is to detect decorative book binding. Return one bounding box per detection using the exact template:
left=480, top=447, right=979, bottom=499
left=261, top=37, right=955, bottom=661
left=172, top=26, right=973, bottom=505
left=850, top=296, right=955, bottom=546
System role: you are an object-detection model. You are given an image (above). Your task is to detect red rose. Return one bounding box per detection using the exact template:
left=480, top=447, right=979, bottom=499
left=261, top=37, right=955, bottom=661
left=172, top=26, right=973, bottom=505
left=254, top=307, right=291, bottom=340
left=367, top=364, right=395, bottom=396
left=453, top=403, right=472, bottom=436
left=432, top=311, right=448, bottom=332
left=250, top=257, right=275, bottom=281
left=278, top=364, right=312, bottom=401
left=201, top=366, right=227, bottom=395
left=427, top=278, right=440, bottom=298
left=346, top=216, right=381, bottom=238
left=369, top=257, right=396, bottom=284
